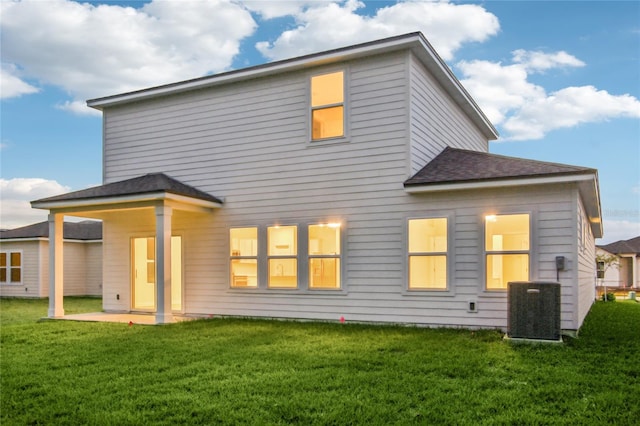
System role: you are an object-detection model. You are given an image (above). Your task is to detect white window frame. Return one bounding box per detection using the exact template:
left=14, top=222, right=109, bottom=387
left=1, top=250, right=23, bottom=285
left=483, top=213, right=531, bottom=291
left=229, top=227, right=259, bottom=289
left=308, top=223, right=342, bottom=290
left=308, top=68, right=349, bottom=145
left=405, top=216, right=451, bottom=293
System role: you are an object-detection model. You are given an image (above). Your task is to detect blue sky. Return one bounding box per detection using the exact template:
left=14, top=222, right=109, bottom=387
left=1, top=0, right=639, bottom=244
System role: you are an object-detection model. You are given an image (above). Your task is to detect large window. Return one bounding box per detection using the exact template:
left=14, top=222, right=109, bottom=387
left=485, top=214, right=530, bottom=290
left=408, top=218, right=447, bottom=290
left=309, top=224, right=341, bottom=289
left=230, top=227, right=258, bottom=288
left=0, top=251, right=22, bottom=284
left=311, top=71, right=344, bottom=140
left=268, top=226, right=298, bottom=288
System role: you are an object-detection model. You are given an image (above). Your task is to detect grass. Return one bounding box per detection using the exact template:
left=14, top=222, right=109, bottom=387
left=1, top=298, right=639, bottom=425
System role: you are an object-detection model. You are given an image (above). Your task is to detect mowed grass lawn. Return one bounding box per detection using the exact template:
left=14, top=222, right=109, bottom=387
left=1, top=298, right=639, bottom=425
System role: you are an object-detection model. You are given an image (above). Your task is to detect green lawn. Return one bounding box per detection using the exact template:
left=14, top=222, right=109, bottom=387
left=1, top=298, right=638, bottom=425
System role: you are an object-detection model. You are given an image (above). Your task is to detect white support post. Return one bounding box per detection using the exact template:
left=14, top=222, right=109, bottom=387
left=155, top=205, right=173, bottom=324
left=48, top=213, right=64, bottom=318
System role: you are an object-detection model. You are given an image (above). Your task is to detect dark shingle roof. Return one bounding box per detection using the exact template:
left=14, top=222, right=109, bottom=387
left=599, top=236, right=640, bottom=255
left=404, top=147, right=596, bottom=187
left=32, top=173, right=222, bottom=205
left=1, top=221, right=102, bottom=240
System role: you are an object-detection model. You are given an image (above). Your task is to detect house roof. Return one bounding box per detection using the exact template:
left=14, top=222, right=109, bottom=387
left=599, top=236, right=640, bottom=255
left=87, top=32, right=498, bottom=140
left=0, top=220, right=102, bottom=241
left=404, top=147, right=603, bottom=238
left=404, top=147, right=596, bottom=186
left=32, top=173, right=223, bottom=206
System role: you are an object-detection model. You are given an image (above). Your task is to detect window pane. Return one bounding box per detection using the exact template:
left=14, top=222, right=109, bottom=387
left=0, top=253, right=6, bottom=267
left=268, top=226, right=297, bottom=256
left=309, top=258, right=340, bottom=289
left=409, top=218, right=447, bottom=253
left=309, top=224, right=340, bottom=255
left=311, top=71, right=343, bottom=107
left=10, top=268, right=21, bottom=283
left=10, top=252, right=21, bottom=267
left=409, top=255, right=447, bottom=289
left=269, top=258, right=297, bottom=288
left=231, top=259, right=258, bottom=288
left=485, top=214, right=529, bottom=251
left=0, top=269, right=6, bottom=282
left=312, top=106, right=344, bottom=140
left=486, top=254, right=529, bottom=289
left=230, top=227, right=257, bottom=256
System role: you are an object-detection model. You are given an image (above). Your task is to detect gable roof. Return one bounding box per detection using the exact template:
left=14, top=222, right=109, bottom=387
left=599, top=236, right=640, bottom=255
left=31, top=173, right=223, bottom=206
left=1, top=221, right=102, bottom=241
left=404, top=147, right=596, bottom=186
left=87, top=32, right=498, bottom=140
left=404, top=147, right=602, bottom=238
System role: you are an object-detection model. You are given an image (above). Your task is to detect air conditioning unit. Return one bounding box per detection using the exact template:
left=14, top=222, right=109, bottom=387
left=508, top=281, right=561, bottom=341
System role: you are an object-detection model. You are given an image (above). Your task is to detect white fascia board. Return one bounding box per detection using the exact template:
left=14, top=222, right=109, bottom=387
left=31, top=191, right=222, bottom=211
left=404, top=174, right=596, bottom=194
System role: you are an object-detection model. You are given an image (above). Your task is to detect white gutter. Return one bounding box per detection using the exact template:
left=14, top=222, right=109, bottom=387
left=31, top=191, right=223, bottom=210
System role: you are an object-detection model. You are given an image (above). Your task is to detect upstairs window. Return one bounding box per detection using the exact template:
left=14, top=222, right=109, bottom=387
left=230, top=227, right=258, bottom=288
left=311, top=71, right=344, bottom=140
left=0, top=251, right=22, bottom=284
left=485, top=214, right=530, bottom=290
left=268, top=226, right=298, bottom=288
left=309, top=224, right=341, bottom=289
left=408, top=218, right=448, bottom=290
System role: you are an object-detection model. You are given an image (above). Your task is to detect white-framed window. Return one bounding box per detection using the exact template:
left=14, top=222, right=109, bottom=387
left=485, top=213, right=530, bottom=290
left=230, top=227, right=258, bottom=288
left=0, top=251, right=22, bottom=285
left=309, top=223, right=341, bottom=289
left=408, top=218, right=448, bottom=290
left=311, top=70, right=344, bottom=141
left=268, top=225, right=298, bottom=288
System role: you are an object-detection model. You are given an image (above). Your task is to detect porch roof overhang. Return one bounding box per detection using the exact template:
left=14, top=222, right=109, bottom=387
left=31, top=173, right=223, bottom=216
left=404, top=148, right=603, bottom=238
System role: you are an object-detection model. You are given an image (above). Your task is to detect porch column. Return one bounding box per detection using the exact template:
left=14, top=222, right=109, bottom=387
left=155, top=205, right=173, bottom=324
left=48, top=213, right=64, bottom=318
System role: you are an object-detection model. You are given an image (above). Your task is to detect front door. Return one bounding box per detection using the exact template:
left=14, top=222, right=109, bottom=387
left=132, top=236, right=182, bottom=312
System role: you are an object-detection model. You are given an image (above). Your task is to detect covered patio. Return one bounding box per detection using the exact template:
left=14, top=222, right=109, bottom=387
left=31, top=173, right=223, bottom=324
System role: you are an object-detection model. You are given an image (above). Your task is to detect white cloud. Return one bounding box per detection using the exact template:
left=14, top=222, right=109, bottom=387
left=597, top=219, right=640, bottom=245
left=512, top=49, right=585, bottom=72
left=457, top=51, right=640, bottom=140
left=255, top=0, right=500, bottom=62
left=0, top=178, right=70, bottom=229
left=0, top=0, right=256, bottom=113
left=243, top=0, right=327, bottom=19
left=0, top=64, right=39, bottom=99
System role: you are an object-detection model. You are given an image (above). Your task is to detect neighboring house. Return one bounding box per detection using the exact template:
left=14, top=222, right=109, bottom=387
left=31, top=32, right=602, bottom=334
left=597, top=236, right=640, bottom=289
left=0, top=221, right=102, bottom=298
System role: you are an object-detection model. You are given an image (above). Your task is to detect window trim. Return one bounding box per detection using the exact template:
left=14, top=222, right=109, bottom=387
left=229, top=227, right=259, bottom=289
left=308, top=67, right=349, bottom=145
left=267, top=224, right=299, bottom=289
left=404, top=215, right=454, bottom=296
left=308, top=223, right=343, bottom=291
left=227, top=220, right=348, bottom=294
left=0, top=250, right=23, bottom=285
left=483, top=212, right=531, bottom=292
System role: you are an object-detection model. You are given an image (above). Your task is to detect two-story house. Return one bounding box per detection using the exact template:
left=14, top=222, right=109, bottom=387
left=32, top=32, right=602, bottom=334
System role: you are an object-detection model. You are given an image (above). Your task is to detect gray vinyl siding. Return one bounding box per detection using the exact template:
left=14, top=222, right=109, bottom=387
left=408, top=53, right=488, bottom=175
left=98, top=49, right=585, bottom=331
left=576, top=194, right=596, bottom=329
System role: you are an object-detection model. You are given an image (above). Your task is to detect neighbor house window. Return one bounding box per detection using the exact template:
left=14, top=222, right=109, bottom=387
left=0, top=251, right=22, bottom=284
left=230, top=227, right=258, bottom=288
left=311, top=71, right=344, bottom=140
left=309, top=224, right=341, bottom=289
left=268, top=226, right=298, bottom=288
left=408, top=218, right=447, bottom=290
left=485, top=214, right=530, bottom=290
